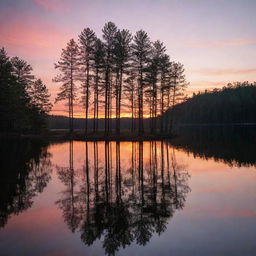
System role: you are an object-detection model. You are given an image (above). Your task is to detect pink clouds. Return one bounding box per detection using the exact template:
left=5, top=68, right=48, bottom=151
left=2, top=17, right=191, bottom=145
left=0, top=12, right=74, bottom=115
left=0, top=19, right=70, bottom=59
left=34, top=0, right=67, bottom=13
left=187, top=38, right=256, bottom=48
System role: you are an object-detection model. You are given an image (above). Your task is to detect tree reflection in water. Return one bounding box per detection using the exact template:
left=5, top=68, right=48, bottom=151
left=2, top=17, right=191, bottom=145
left=56, top=141, right=190, bottom=255
left=171, top=125, right=256, bottom=167
left=0, top=139, right=52, bottom=228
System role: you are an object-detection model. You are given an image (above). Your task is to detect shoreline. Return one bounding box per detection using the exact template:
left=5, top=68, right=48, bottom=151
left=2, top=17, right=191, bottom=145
left=0, top=131, right=173, bottom=142
left=2, top=124, right=255, bottom=142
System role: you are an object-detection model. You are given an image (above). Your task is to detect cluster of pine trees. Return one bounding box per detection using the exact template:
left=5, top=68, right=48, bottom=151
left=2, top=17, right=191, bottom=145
left=0, top=48, right=52, bottom=133
left=170, top=82, right=256, bottom=124
left=54, top=21, right=188, bottom=135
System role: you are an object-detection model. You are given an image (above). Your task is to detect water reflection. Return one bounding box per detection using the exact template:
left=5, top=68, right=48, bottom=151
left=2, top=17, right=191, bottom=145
left=56, top=141, right=190, bottom=255
left=0, top=139, right=52, bottom=228
left=172, top=125, right=256, bottom=167
left=1, top=127, right=255, bottom=255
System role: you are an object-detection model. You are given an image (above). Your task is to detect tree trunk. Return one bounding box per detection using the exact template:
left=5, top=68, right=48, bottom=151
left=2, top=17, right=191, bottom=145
left=85, top=62, right=89, bottom=135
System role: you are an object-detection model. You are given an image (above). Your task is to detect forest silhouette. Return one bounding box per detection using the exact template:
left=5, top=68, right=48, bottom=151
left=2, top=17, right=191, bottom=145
left=168, top=82, right=256, bottom=125
left=0, top=49, right=52, bottom=133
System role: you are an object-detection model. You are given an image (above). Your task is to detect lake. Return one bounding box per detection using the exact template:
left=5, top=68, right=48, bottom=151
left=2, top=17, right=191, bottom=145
left=1, top=128, right=256, bottom=256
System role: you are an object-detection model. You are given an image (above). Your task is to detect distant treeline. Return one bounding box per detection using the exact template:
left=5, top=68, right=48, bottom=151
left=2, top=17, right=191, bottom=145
left=169, top=82, right=256, bottom=124
left=48, top=115, right=154, bottom=131
left=0, top=48, right=52, bottom=133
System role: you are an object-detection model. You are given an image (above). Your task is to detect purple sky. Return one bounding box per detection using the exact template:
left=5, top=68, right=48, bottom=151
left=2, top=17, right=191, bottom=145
left=1, top=0, right=256, bottom=116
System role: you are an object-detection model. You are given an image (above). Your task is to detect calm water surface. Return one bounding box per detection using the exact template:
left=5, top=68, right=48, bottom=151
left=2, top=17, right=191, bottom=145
left=1, top=133, right=256, bottom=255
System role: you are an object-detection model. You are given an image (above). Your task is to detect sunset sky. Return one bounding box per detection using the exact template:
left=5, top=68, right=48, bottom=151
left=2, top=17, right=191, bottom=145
left=1, top=0, right=256, bottom=117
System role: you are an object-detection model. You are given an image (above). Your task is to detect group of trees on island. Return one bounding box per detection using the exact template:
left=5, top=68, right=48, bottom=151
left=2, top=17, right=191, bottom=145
left=54, top=21, right=188, bottom=135
left=0, top=48, right=52, bottom=133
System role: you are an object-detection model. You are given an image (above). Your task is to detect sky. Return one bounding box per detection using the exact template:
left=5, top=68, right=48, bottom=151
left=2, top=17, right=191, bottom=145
left=1, top=0, right=256, bottom=116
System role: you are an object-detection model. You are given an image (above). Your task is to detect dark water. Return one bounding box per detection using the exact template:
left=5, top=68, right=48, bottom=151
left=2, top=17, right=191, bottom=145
left=1, top=127, right=256, bottom=256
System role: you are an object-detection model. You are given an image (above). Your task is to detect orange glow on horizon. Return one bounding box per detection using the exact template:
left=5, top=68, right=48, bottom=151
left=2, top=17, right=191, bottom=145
left=50, top=110, right=151, bottom=119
